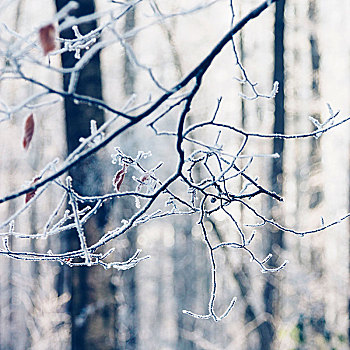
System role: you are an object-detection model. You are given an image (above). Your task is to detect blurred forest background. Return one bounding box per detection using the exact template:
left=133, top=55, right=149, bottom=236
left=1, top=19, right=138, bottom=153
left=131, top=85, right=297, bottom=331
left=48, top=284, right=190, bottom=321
left=0, top=0, right=349, bottom=349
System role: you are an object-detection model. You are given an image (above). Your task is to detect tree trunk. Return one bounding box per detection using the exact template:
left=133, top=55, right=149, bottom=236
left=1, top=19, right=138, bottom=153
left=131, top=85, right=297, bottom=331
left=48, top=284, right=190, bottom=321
left=237, top=28, right=265, bottom=350
left=114, top=7, right=138, bottom=349
left=261, top=1, right=286, bottom=349
left=55, top=1, right=114, bottom=349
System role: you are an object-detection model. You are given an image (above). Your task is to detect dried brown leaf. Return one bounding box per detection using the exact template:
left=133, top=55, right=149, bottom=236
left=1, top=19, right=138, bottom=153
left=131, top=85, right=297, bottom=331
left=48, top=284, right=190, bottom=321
left=39, top=24, right=56, bottom=55
left=25, top=176, right=41, bottom=203
left=23, top=114, right=35, bottom=150
left=113, top=164, right=127, bottom=192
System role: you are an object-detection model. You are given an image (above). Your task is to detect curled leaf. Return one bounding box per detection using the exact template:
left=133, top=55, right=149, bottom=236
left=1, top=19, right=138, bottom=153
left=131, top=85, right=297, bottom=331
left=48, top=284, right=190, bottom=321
left=113, top=164, right=127, bottom=192
left=25, top=176, right=41, bottom=203
left=39, top=24, right=56, bottom=55
left=23, top=114, right=35, bottom=150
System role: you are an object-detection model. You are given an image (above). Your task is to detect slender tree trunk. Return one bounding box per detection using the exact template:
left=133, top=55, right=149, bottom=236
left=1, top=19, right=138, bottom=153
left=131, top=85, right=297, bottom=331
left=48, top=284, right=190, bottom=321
left=8, top=228, right=14, bottom=350
left=162, top=24, right=197, bottom=349
left=307, top=1, right=329, bottom=343
left=5, top=165, right=17, bottom=350
left=123, top=9, right=136, bottom=97
left=173, top=223, right=196, bottom=350
left=55, top=1, right=114, bottom=349
left=114, top=7, right=138, bottom=349
left=237, top=29, right=265, bottom=349
left=261, top=1, right=285, bottom=349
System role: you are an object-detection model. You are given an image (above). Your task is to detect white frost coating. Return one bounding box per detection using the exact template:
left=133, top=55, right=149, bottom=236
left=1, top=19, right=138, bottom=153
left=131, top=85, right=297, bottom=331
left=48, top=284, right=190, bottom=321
left=0, top=0, right=349, bottom=327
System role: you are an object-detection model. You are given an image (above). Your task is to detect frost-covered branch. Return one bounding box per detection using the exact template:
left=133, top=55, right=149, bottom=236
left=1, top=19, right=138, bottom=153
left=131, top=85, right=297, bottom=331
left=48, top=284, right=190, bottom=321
left=1, top=0, right=349, bottom=323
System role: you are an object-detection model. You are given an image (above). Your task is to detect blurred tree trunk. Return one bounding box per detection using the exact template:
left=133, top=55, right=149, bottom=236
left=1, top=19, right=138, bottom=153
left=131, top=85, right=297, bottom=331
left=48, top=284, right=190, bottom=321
left=6, top=208, right=15, bottom=350
left=113, top=7, right=138, bottom=349
left=163, top=23, right=197, bottom=349
left=0, top=4, right=24, bottom=349
left=237, top=29, right=264, bottom=349
left=307, top=0, right=329, bottom=344
left=260, top=1, right=286, bottom=349
left=173, top=223, right=197, bottom=350
left=123, top=9, right=136, bottom=96
left=55, top=1, right=115, bottom=349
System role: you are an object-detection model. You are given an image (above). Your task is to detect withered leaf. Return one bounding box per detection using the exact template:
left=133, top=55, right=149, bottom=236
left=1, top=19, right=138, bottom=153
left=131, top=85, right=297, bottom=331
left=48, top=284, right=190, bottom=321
left=39, top=24, right=56, bottom=55
left=25, top=176, right=41, bottom=203
left=23, top=114, right=34, bottom=150
left=113, top=164, right=127, bottom=192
